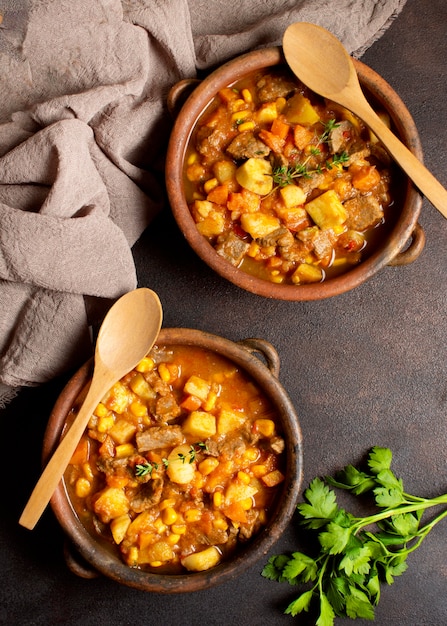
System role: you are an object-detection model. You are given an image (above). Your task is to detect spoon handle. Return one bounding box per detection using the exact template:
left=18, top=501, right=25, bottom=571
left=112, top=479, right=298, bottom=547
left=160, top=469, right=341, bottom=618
left=19, top=369, right=115, bottom=530
left=356, top=100, right=447, bottom=219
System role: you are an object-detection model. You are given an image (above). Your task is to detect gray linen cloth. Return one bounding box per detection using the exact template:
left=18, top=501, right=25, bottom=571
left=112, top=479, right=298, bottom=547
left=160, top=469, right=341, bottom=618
left=0, top=0, right=407, bottom=404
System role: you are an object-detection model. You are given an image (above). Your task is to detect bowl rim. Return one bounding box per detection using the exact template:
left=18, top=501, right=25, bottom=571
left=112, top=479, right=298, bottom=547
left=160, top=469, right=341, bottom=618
left=44, top=327, right=304, bottom=593
left=165, top=46, right=424, bottom=301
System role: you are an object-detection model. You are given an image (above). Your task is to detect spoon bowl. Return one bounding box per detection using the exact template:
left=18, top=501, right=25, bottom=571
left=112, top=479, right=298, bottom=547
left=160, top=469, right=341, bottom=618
left=283, top=22, right=447, bottom=219
left=19, top=288, right=163, bottom=530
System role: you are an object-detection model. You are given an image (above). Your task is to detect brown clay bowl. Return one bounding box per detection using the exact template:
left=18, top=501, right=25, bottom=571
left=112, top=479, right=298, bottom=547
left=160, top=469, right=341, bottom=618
left=165, top=47, right=425, bottom=301
left=43, top=327, right=303, bottom=593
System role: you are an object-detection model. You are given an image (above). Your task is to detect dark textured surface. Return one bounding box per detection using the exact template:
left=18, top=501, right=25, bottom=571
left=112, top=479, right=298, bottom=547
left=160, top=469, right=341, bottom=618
left=2, top=0, right=447, bottom=624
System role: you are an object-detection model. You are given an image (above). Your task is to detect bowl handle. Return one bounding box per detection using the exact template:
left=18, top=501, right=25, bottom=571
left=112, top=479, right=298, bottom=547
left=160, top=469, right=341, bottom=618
left=167, top=78, right=200, bottom=118
left=63, top=540, right=100, bottom=580
left=238, top=338, right=281, bottom=378
left=388, top=222, right=425, bottom=266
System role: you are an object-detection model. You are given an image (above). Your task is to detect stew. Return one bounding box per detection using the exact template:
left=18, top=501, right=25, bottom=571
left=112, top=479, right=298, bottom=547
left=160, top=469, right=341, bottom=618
left=65, top=344, right=286, bottom=574
left=184, top=67, right=395, bottom=284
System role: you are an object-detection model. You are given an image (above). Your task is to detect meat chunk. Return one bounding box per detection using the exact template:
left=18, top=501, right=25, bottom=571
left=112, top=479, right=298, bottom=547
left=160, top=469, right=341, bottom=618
left=154, top=394, right=181, bottom=422
left=328, top=120, right=354, bottom=154
left=344, top=195, right=384, bottom=231
left=215, top=231, right=250, bottom=266
left=136, top=425, right=184, bottom=453
left=130, top=478, right=164, bottom=513
left=226, top=132, right=270, bottom=160
left=256, top=73, right=297, bottom=102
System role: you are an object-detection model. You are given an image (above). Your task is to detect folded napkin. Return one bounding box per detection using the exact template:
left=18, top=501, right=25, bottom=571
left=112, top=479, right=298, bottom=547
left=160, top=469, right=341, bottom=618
left=0, top=0, right=407, bottom=405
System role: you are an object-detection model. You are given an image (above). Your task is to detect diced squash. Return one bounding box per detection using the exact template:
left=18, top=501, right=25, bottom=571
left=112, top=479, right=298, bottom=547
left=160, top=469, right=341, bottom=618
left=240, top=212, right=281, bottom=239
left=181, top=546, right=221, bottom=572
left=182, top=410, right=217, bottom=439
left=207, top=184, right=229, bottom=205
left=110, top=514, right=131, bottom=544
left=217, top=408, right=246, bottom=435
left=291, top=263, right=324, bottom=284
left=70, top=436, right=90, bottom=465
left=285, top=93, right=320, bottom=125
left=129, top=372, right=156, bottom=401
left=257, top=129, right=285, bottom=154
left=305, top=189, right=347, bottom=234
left=275, top=206, right=310, bottom=232
left=180, top=394, right=203, bottom=412
left=351, top=165, right=381, bottom=192
left=270, top=117, right=290, bottom=140
left=227, top=188, right=261, bottom=214
left=223, top=501, right=248, bottom=523
left=167, top=445, right=197, bottom=484
left=235, top=158, right=273, bottom=196
left=279, top=184, right=306, bottom=208
left=109, top=419, right=137, bottom=445
left=93, top=487, right=130, bottom=523
left=183, top=375, right=211, bottom=401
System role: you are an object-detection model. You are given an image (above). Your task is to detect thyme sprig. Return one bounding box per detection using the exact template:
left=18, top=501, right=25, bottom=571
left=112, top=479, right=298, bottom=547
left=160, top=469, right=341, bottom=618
left=271, top=119, right=349, bottom=187
left=134, top=442, right=209, bottom=477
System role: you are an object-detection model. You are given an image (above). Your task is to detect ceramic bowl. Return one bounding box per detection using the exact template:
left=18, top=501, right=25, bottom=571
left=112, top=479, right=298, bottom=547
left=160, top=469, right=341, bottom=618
left=165, top=47, right=424, bottom=301
left=43, top=328, right=303, bottom=593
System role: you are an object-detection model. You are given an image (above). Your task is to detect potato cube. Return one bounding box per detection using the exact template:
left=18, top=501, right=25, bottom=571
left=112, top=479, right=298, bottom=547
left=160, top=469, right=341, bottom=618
left=110, top=514, right=131, bottom=544
left=255, top=102, right=278, bottom=124
left=261, top=469, right=285, bottom=487
left=182, top=410, right=216, bottom=439
left=181, top=546, right=221, bottom=572
left=129, top=372, right=156, bottom=401
left=93, top=487, right=129, bottom=523
left=213, top=160, right=237, bottom=186
left=279, top=184, right=306, bottom=208
left=291, top=263, right=324, bottom=284
left=225, top=481, right=258, bottom=505
left=217, top=408, right=245, bottom=435
left=105, top=382, right=131, bottom=414
left=305, top=190, right=347, bottom=234
left=196, top=213, right=226, bottom=237
left=235, top=158, right=273, bottom=196
left=240, top=212, right=281, bottom=239
left=167, top=445, right=196, bottom=484
left=109, top=419, right=137, bottom=445
left=184, top=375, right=211, bottom=401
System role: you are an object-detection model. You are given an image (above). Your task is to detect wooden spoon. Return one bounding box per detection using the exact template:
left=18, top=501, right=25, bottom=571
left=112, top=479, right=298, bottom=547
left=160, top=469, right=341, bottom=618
left=19, top=287, right=163, bottom=530
left=282, top=22, right=447, bottom=219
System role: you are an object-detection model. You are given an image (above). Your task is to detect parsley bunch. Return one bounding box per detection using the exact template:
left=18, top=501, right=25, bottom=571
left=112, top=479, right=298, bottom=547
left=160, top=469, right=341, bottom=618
left=262, top=446, right=447, bottom=625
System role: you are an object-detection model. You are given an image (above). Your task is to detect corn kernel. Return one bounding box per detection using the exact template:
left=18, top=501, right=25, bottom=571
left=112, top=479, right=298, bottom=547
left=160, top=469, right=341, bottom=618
left=149, top=561, right=163, bottom=568
left=212, top=516, right=229, bottom=531
left=82, top=462, right=95, bottom=482
left=241, top=88, right=253, bottom=103
left=130, top=400, right=148, bottom=417
left=162, top=507, right=178, bottom=526
left=204, top=177, right=218, bottom=194
left=186, top=152, right=199, bottom=166
left=159, top=498, right=176, bottom=511
left=171, top=523, right=187, bottom=535
left=276, top=96, right=286, bottom=113
left=97, top=414, right=115, bottom=433
left=203, top=389, right=219, bottom=411
left=115, top=443, right=134, bottom=459
left=254, top=418, right=275, bottom=438
left=94, top=402, right=109, bottom=418
left=252, top=464, right=268, bottom=478
left=243, top=447, right=260, bottom=462
left=240, top=497, right=253, bottom=511
left=231, top=110, right=250, bottom=123
left=75, top=477, right=91, bottom=498
left=237, top=471, right=251, bottom=485
left=213, top=491, right=223, bottom=508
left=128, top=546, right=139, bottom=566
left=271, top=274, right=285, bottom=284
left=238, top=121, right=255, bottom=133
left=154, top=518, right=167, bottom=534
left=247, top=241, right=260, bottom=258
left=258, top=509, right=267, bottom=524
left=184, top=508, right=202, bottom=523
left=230, top=98, right=246, bottom=112
left=167, top=533, right=181, bottom=545
left=199, top=458, right=220, bottom=476
left=135, top=356, right=155, bottom=372
left=158, top=362, right=171, bottom=382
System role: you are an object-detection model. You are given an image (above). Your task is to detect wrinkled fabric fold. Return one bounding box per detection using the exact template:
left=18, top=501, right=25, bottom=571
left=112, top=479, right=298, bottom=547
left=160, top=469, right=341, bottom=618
left=0, top=0, right=407, bottom=401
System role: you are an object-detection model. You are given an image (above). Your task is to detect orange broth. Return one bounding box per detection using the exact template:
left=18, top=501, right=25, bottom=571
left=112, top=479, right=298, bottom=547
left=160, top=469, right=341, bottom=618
left=184, top=67, right=398, bottom=284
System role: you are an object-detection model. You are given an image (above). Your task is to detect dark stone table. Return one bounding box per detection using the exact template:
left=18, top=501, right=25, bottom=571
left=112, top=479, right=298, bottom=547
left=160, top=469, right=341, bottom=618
left=2, top=0, right=446, bottom=623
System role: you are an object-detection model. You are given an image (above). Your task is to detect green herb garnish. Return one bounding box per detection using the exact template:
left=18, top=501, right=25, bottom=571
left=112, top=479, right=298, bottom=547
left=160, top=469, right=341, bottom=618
left=262, top=446, right=447, bottom=624
left=135, top=461, right=158, bottom=477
